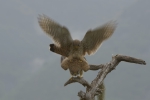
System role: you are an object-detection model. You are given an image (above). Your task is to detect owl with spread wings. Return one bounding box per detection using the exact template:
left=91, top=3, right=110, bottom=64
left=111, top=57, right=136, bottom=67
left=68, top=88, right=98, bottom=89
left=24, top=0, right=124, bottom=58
left=38, top=14, right=117, bottom=78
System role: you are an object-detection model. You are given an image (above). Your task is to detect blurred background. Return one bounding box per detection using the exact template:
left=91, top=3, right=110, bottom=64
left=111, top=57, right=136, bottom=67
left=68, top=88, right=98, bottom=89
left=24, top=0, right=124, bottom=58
left=0, top=0, right=149, bottom=100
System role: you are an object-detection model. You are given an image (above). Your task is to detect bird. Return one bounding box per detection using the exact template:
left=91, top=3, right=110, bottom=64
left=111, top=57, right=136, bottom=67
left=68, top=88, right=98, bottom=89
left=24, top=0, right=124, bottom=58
left=60, top=56, right=87, bottom=78
left=38, top=14, right=117, bottom=78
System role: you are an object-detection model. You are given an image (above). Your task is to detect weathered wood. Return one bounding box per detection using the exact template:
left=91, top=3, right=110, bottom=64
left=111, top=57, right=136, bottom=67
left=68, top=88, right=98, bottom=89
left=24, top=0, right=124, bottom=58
left=62, top=55, right=146, bottom=100
left=77, top=54, right=146, bottom=100
left=64, top=77, right=91, bottom=88
left=89, top=64, right=104, bottom=70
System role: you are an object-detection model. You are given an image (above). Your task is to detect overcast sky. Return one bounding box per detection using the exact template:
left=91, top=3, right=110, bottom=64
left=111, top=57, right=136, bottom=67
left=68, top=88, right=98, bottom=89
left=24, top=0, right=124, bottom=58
left=0, top=0, right=149, bottom=100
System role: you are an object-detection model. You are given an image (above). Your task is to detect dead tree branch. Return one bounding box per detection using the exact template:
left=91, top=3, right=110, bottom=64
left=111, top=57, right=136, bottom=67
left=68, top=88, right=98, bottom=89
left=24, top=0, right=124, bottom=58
left=63, top=54, right=146, bottom=100
left=89, top=64, right=105, bottom=70
left=64, top=77, right=91, bottom=88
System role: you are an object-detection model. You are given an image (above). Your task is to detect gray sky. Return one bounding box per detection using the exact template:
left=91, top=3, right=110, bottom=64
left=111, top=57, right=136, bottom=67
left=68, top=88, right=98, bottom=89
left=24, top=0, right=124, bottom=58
left=0, top=0, right=149, bottom=100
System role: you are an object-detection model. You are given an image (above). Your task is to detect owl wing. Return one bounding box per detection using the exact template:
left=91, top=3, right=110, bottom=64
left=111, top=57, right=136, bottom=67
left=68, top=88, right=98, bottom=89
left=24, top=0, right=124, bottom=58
left=81, top=21, right=117, bottom=55
left=38, top=14, right=73, bottom=48
left=50, top=44, right=69, bottom=57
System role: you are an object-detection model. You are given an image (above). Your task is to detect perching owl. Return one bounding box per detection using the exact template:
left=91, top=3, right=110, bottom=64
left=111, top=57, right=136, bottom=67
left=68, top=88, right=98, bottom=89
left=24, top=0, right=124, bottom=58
left=38, top=14, right=117, bottom=78
left=61, top=56, right=87, bottom=77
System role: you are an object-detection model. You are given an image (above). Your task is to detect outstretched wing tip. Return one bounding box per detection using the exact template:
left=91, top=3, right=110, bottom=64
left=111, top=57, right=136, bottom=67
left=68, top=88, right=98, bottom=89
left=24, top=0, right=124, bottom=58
left=37, top=14, right=73, bottom=47
left=82, top=20, right=117, bottom=55
left=37, top=14, right=44, bottom=19
left=106, top=20, right=117, bottom=25
left=37, top=14, right=51, bottom=22
left=108, top=20, right=118, bottom=28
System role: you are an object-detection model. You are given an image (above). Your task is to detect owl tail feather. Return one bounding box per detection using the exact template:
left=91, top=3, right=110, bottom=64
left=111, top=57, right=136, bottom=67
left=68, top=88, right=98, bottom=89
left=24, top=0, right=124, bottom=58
left=49, top=44, right=55, bottom=52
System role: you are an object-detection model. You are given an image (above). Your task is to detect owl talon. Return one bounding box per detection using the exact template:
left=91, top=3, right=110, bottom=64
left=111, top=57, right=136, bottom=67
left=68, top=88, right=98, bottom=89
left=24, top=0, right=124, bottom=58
left=77, top=75, right=83, bottom=78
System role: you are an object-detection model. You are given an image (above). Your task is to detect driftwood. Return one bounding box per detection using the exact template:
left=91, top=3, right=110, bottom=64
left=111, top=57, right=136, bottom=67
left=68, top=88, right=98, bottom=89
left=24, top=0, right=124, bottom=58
left=62, top=54, right=146, bottom=100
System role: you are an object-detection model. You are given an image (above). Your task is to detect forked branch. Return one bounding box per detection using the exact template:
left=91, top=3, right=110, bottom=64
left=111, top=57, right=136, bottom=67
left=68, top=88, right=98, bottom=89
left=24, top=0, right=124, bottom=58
left=64, top=54, right=146, bottom=100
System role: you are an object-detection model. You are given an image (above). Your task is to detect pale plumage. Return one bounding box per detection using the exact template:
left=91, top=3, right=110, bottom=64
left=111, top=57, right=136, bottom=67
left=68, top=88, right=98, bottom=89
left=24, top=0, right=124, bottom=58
left=82, top=21, right=117, bottom=55
left=61, top=56, right=88, bottom=77
left=38, top=14, right=72, bottom=52
left=38, top=14, right=117, bottom=78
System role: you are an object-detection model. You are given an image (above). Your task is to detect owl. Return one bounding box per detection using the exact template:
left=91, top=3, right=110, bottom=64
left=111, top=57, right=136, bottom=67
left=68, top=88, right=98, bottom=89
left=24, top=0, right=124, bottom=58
left=38, top=14, right=117, bottom=78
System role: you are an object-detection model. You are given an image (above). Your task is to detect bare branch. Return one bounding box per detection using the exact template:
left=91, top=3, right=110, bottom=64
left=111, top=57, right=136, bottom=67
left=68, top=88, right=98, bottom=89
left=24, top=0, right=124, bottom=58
left=64, top=77, right=91, bottom=88
left=115, top=54, right=146, bottom=65
left=89, top=64, right=104, bottom=70
left=64, top=64, right=105, bottom=87
left=77, top=54, right=146, bottom=100
left=62, top=54, right=146, bottom=100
